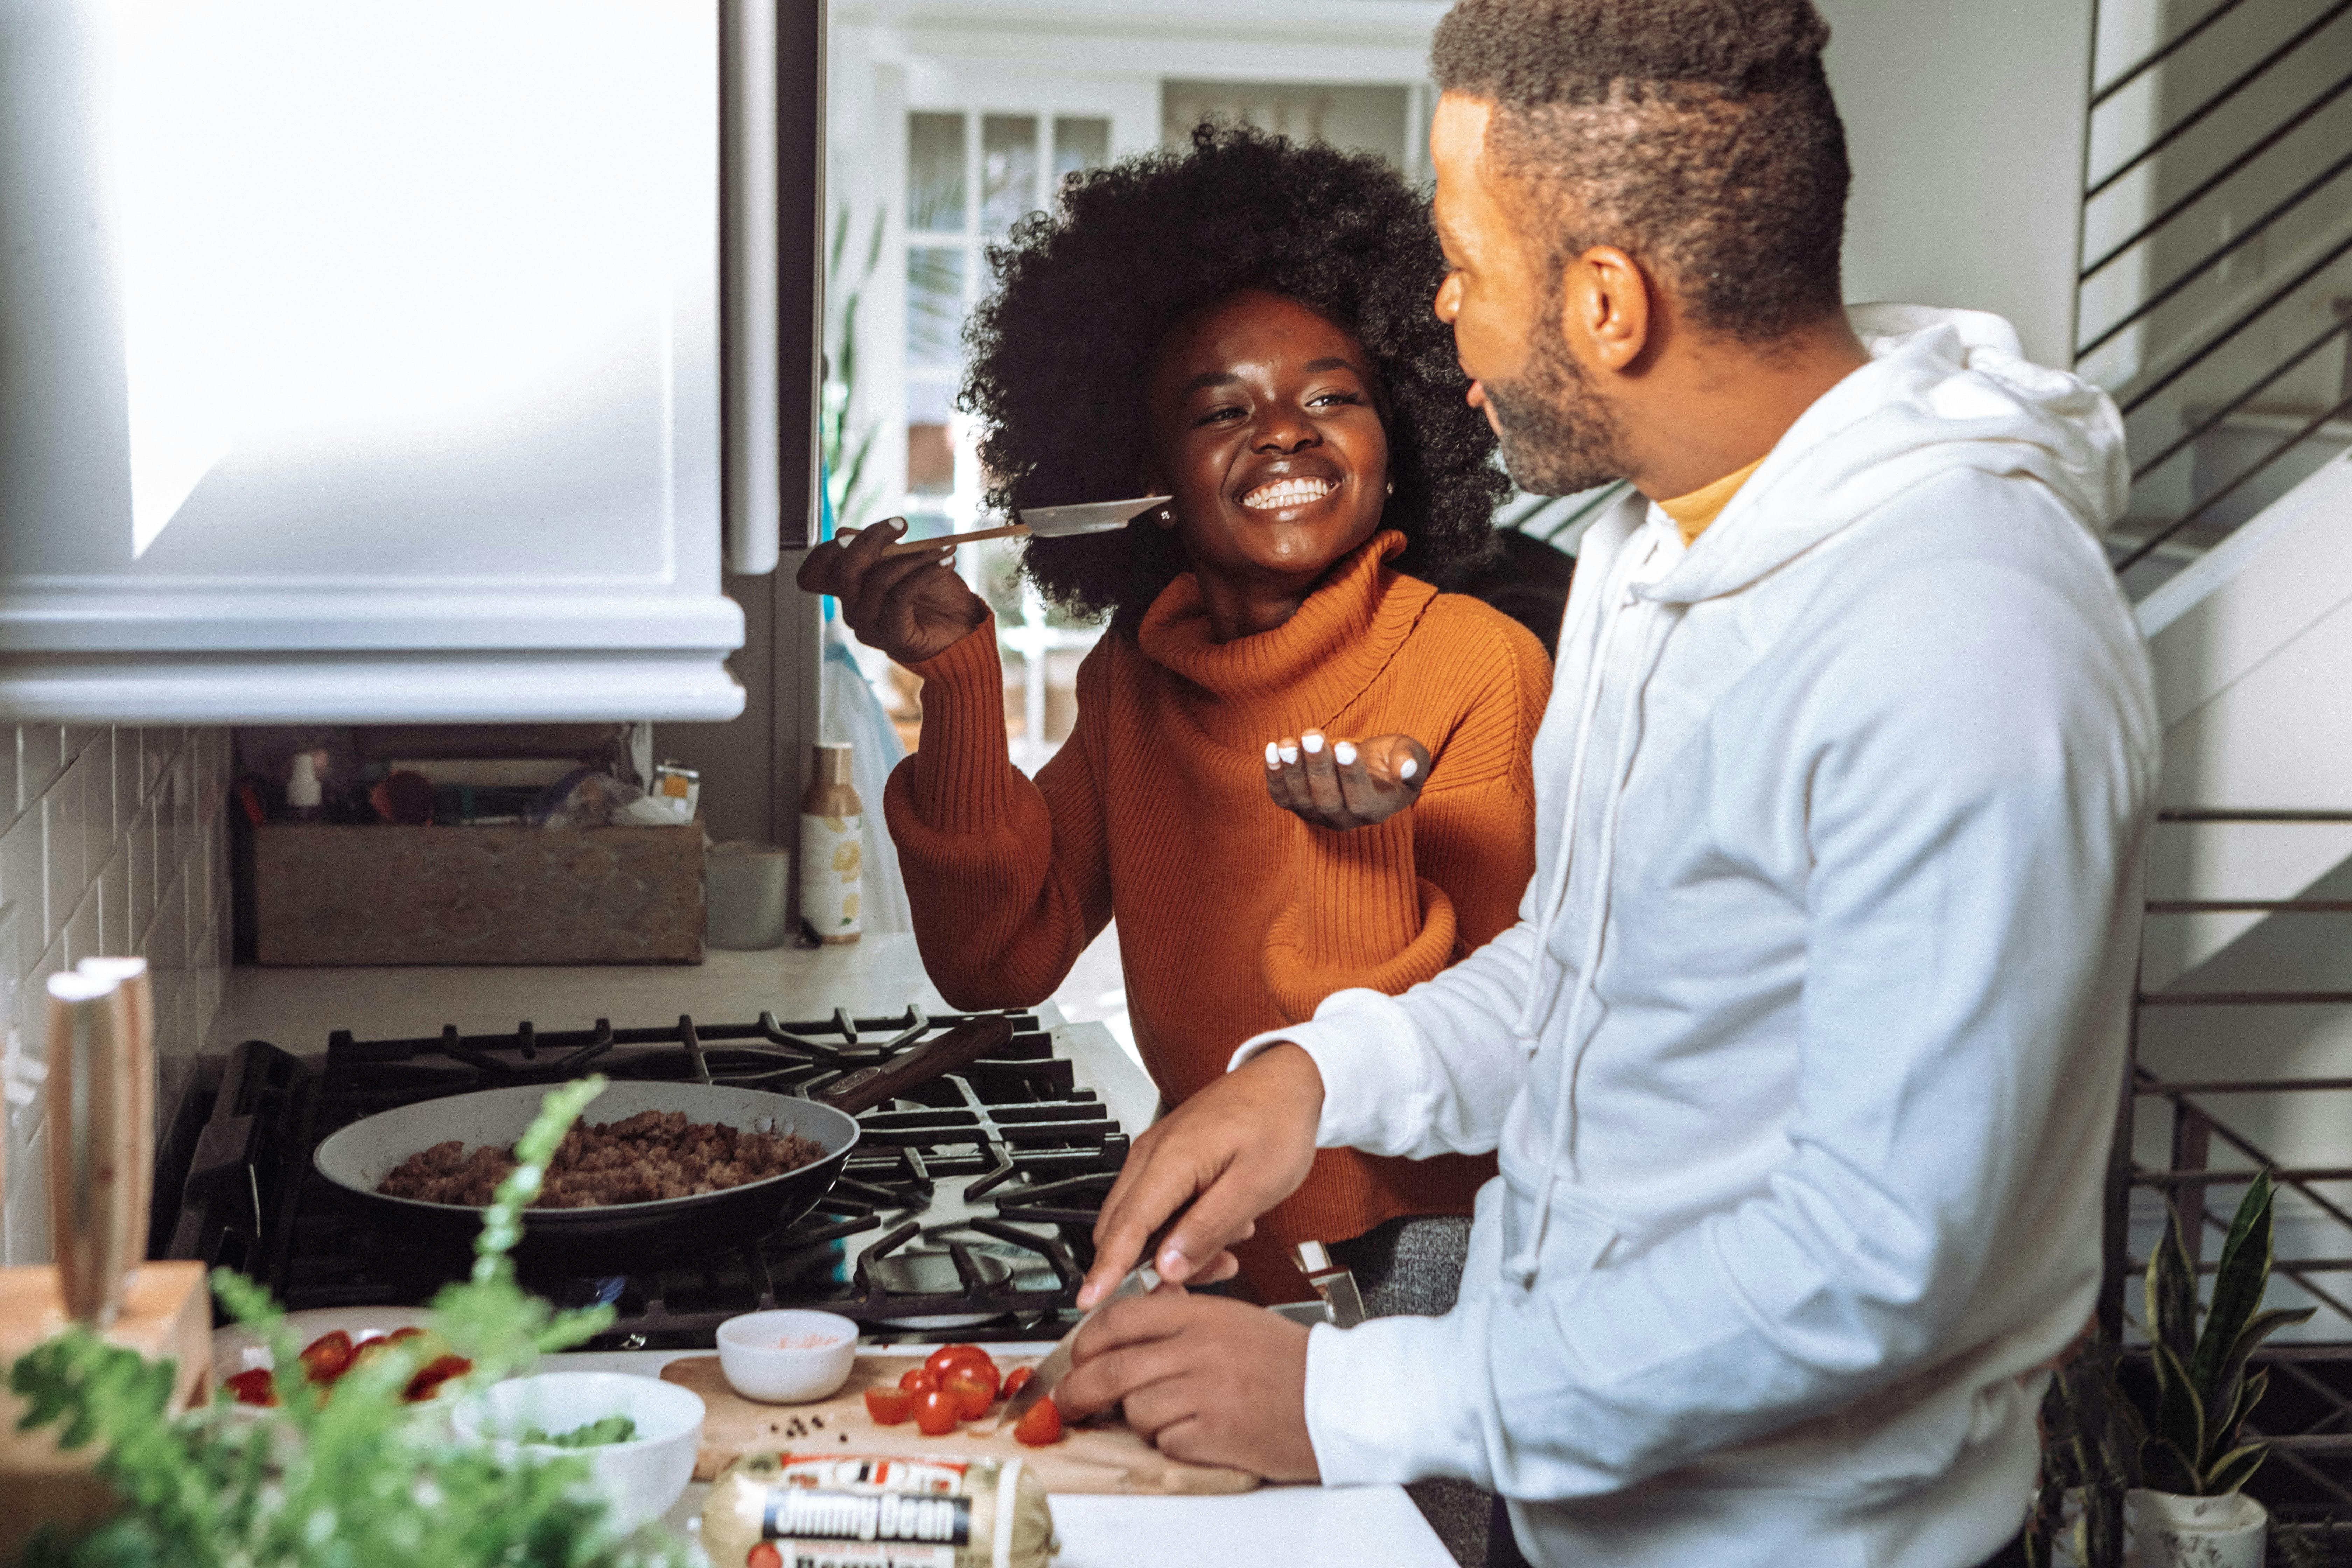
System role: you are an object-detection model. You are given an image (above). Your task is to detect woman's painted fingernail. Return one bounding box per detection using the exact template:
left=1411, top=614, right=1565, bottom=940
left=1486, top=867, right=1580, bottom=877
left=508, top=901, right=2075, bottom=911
left=1265, top=741, right=1281, bottom=767
left=1334, top=741, right=1358, bottom=765
left=1279, top=745, right=1300, bottom=764
left=1399, top=758, right=1419, bottom=781
left=1302, top=733, right=1325, bottom=755
left=887, top=517, right=908, bottom=532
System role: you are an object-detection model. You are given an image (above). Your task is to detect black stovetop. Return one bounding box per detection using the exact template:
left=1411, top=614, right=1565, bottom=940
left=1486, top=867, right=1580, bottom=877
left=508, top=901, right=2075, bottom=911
left=162, top=1007, right=1128, bottom=1348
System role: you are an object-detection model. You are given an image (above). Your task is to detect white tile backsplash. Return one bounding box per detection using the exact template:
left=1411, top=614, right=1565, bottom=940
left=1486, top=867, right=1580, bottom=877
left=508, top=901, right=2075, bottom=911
left=0, top=724, right=229, bottom=1265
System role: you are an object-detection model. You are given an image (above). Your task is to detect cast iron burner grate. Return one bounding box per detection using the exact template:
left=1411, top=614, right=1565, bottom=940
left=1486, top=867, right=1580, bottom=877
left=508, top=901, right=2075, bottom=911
left=165, top=1007, right=1129, bottom=1347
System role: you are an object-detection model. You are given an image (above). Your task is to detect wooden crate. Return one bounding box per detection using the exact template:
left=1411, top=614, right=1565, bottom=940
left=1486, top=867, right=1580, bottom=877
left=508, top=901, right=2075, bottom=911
left=254, top=821, right=705, bottom=965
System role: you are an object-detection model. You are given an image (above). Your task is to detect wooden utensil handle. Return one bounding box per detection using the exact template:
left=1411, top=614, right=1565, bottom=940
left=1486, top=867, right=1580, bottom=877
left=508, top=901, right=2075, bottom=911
left=813, top=1015, right=1014, bottom=1114
left=878, top=522, right=1030, bottom=558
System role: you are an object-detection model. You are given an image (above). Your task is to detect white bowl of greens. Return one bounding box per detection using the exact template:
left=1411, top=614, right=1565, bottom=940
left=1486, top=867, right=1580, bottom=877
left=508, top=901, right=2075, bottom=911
left=453, top=1371, right=705, bottom=1531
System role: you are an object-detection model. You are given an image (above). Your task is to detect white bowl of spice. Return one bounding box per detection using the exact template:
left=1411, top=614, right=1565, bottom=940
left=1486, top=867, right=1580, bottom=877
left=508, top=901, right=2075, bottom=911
left=454, top=1371, right=705, bottom=1530
left=716, top=1309, right=859, bottom=1404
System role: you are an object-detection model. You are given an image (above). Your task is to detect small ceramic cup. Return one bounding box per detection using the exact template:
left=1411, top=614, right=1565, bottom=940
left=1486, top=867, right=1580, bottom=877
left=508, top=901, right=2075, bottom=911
left=454, top=1371, right=706, bottom=1531
left=715, top=1309, right=859, bottom=1404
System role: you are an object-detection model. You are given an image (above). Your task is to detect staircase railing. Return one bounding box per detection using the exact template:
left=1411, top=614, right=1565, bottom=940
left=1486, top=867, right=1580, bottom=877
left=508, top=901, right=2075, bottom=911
left=2078, top=0, right=2352, bottom=586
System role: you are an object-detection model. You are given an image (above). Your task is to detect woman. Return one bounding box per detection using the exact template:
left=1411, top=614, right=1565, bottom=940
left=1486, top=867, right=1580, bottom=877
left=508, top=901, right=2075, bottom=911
left=799, top=125, right=1548, bottom=1300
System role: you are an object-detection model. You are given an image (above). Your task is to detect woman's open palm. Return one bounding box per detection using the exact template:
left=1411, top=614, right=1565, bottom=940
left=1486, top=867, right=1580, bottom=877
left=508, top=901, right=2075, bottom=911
left=1263, top=730, right=1429, bottom=830
left=795, top=517, right=988, bottom=666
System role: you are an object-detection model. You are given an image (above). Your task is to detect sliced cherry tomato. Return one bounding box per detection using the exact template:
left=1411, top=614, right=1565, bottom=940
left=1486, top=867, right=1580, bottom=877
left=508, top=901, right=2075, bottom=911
left=298, top=1330, right=355, bottom=1384
left=942, top=1368, right=996, bottom=1420
left=925, top=1344, right=996, bottom=1380
left=748, top=1544, right=783, bottom=1568
left=403, top=1353, right=472, bottom=1403
left=898, top=1365, right=939, bottom=1394
left=913, top=1386, right=960, bottom=1436
left=1013, top=1395, right=1063, bottom=1447
left=224, top=1368, right=279, bottom=1407
left=387, top=1326, right=427, bottom=1344
left=864, top=1386, right=914, bottom=1424
left=1001, top=1366, right=1033, bottom=1400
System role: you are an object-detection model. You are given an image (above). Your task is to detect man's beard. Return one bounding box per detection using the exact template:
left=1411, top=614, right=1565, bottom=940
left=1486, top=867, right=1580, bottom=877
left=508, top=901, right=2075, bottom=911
left=1481, top=330, right=1633, bottom=497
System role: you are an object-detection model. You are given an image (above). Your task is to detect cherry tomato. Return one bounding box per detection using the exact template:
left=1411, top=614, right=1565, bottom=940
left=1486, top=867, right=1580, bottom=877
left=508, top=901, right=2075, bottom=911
left=864, top=1386, right=913, bottom=1424
left=224, top=1368, right=278, bottom=1407
left=387, top=1326, right=427, bottom=1344
left=298, top=1330, right=355, bottom=1384
left=925, top=1344, right=996, bottom=1380
left=1013, top=1396, right=1063, bottom=1447
left=403, top=1353, right=472, bottom=1403
left=942, top=1368, right=996, bottom=1420
left=899, top=1365, right=939, bottom=1394
left=748, top=1545, right=782, bottom=1568
left=913, top=1387, right=960, bottom=1436
left=1001, top=1366, right=1033, bottom=1400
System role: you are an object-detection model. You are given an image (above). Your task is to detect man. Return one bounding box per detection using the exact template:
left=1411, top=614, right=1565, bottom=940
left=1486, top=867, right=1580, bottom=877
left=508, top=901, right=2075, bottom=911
left=1056, top=1, right=2159, bottom=1564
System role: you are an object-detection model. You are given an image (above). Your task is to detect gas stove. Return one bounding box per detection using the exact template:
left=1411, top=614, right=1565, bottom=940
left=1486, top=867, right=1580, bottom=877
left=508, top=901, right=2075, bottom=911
left=161, top=1007, right=1128, bottom=1347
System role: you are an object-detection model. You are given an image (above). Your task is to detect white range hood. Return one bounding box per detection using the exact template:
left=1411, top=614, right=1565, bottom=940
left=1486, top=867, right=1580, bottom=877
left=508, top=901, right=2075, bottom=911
left=0, top=0, right=825, bottom=723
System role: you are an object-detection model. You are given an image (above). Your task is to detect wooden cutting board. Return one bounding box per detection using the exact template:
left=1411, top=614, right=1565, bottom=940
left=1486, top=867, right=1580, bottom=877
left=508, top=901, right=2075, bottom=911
left=660, top=1353, right=1259, bottom=1496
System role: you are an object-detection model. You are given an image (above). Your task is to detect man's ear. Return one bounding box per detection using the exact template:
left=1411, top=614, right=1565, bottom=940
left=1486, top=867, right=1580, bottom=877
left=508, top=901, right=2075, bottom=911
left=1561, top=244, right=1652, bottom=375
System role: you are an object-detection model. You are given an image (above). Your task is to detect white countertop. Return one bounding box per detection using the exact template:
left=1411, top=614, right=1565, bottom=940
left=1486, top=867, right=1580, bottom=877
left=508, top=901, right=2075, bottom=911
left=211, top=942, right=1450, bottom=1568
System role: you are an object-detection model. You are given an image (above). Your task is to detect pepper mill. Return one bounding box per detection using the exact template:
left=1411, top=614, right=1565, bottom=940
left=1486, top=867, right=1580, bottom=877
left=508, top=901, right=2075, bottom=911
left=44, top=968, right=145, bottom=1324
left=77, top=955, right=157, bottom=1263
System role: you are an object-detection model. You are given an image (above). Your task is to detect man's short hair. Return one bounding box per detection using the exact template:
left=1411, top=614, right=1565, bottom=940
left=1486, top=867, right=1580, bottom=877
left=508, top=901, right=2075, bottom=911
left=1431, top=0, right=1850, bottom=344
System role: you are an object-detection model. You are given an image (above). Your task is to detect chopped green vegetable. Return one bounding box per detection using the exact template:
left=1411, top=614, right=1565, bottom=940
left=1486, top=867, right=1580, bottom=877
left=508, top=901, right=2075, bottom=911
left=521, top=1414, right=639, bottom=1448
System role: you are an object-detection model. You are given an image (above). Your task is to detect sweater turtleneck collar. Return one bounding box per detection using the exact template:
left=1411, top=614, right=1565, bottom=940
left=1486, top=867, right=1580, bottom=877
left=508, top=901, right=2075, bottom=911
left=1134, top=530, right=1435, bottom=745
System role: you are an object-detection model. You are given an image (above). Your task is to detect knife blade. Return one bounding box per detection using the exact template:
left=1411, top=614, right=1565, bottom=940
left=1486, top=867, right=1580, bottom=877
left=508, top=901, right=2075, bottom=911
left=994, top=1257, right=1161, bottom=1431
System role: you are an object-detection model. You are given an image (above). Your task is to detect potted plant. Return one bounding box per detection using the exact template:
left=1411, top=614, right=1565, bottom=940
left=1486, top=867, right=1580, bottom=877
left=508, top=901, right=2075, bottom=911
left=2025, top=1330, right=2142, bottom=1568
left=7, top=1077, right=693, bottom=1568
left=2129, top=1169, right=2315, bottom=1568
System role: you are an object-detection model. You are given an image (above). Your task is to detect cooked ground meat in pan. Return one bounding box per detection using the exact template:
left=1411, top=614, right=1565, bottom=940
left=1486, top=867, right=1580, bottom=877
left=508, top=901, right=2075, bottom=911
left=376, top=1110, right=827, bottom=1209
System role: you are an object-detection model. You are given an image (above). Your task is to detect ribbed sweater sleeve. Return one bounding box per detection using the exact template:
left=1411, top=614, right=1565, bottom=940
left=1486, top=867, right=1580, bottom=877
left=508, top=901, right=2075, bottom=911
left=882, top=618, right=1110, bottom=1009
left=1261, top=611, right=1550, bottom=1022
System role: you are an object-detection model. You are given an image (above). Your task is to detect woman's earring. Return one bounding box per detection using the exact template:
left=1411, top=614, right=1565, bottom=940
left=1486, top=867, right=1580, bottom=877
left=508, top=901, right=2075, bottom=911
left=1155, top=505, right=1178, bottom=529
left=1385, top=481, right=1394, bottom=497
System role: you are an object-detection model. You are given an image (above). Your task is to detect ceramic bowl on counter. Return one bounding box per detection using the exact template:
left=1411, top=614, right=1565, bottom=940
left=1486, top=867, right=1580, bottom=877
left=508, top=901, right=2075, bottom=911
left=452, top=1371, right=705, bottom=1531
left=715, top=1309, right=859, bottom=1403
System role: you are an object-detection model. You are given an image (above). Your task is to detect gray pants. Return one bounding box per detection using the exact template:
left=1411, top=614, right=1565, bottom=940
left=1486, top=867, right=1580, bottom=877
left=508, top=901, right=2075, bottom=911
left=1328, top=1216, right=1491, bottom=1567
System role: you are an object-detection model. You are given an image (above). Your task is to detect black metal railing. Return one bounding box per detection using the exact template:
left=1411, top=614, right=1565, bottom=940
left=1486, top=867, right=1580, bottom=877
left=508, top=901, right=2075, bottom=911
left=2079, top=0, right=2352, bottom=582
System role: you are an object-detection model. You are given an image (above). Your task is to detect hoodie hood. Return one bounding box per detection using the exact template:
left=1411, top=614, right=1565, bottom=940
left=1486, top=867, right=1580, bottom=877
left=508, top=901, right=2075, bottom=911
left=1643, top=304, right=2130, bottom=608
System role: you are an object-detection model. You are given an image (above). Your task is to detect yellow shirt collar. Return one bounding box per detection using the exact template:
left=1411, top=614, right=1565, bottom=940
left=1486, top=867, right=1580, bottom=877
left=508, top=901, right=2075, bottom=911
left=1658, top=455, right=1767, bottom=547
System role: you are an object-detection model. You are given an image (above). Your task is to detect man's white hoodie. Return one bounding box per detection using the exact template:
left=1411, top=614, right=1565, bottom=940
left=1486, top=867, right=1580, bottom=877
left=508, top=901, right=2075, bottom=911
left=1234, top=307, right=2161, bottom=1567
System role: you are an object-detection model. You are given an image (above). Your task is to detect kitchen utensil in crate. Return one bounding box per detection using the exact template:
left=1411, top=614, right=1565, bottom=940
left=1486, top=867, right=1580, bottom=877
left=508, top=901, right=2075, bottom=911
left=44, top=967, right=148, bottom=1324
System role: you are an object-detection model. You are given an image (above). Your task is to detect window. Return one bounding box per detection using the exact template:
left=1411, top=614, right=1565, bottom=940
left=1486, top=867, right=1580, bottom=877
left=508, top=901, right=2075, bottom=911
left=889, top=108, right=1113, bottom=772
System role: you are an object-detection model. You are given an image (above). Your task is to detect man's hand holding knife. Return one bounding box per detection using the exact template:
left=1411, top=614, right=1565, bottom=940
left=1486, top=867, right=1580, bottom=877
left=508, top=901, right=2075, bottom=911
left=1050, top=1044, right=1331, bottom=1480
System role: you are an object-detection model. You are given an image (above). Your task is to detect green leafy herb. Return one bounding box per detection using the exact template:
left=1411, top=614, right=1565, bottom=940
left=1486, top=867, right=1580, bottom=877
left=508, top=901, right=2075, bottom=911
left=520, top=1415, right=639, bottom=1449
left=8, top=1074, right=694, bottom=1568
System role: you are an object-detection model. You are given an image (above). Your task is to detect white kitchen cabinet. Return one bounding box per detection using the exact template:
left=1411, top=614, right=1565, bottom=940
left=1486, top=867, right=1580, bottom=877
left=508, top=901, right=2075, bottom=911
left=0, top=0, right=824, bottom=724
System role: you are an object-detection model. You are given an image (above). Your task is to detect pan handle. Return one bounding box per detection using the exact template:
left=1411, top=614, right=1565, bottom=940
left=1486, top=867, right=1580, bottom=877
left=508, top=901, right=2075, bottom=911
left=811, top=1015, right=1014, bottom=1115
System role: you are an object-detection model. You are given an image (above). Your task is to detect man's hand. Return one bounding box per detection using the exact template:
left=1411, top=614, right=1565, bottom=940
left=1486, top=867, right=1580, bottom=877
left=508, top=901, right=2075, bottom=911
left=1080, top=1044, right=1324, bottom=1307
left=1264, top=731, right=1430, bottom=831
left=795, top=516, right=988, bottom=666
left=1058, top=1291, right=1320, bottom=1482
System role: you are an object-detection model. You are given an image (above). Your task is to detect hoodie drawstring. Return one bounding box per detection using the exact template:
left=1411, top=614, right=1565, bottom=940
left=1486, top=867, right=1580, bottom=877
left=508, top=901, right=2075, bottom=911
left=1506, top=588, right=1677, bottom=1289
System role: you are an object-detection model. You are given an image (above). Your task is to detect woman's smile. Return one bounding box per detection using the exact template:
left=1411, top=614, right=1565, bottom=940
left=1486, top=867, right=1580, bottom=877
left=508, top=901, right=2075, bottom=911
left=1240, top=474, right=1342, bottom=511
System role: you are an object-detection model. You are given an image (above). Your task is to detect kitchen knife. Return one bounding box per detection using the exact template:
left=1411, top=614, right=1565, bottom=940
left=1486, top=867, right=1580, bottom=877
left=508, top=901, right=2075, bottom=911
left=993, top=1254, right=1162, bottom=1432
left=856, top=495, right=1172, bottom=559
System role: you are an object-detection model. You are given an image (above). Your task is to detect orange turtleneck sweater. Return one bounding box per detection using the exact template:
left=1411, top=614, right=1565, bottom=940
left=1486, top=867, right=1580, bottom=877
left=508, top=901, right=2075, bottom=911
left=884, top=531, right=1550, bottom=1266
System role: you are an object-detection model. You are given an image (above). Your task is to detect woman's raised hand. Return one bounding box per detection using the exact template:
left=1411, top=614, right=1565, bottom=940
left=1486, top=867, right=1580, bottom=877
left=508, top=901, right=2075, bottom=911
left=1263, top=730, right=1429, bottom=830
left=796, top=517, right=989, bottom=666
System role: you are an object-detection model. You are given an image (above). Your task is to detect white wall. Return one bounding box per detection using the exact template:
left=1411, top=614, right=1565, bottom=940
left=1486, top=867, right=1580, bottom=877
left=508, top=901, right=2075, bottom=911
left=1818, top=0, right=2095, bottom=368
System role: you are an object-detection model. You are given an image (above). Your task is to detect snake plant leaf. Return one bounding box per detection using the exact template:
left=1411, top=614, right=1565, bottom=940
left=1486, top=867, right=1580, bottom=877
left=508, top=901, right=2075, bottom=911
left=2229, top=1368, right=2271, bottom=1442
left=2192, top=1173, right=2278, bottom=1400
left=2150, top=1338, right=2207, bottom=1465
left=2201, top=1441, right=2271, bottom=1497
left=2141, top=1435, right=2204, bottom=1496
left=2206, top=1303, right=2317, bottom=1452
left=2147, top=1202, right=2200, bottom=1371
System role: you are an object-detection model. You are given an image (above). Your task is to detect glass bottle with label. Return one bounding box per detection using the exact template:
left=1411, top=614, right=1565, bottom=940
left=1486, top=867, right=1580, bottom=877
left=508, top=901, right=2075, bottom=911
left=798, top=742, right=862, bottom=945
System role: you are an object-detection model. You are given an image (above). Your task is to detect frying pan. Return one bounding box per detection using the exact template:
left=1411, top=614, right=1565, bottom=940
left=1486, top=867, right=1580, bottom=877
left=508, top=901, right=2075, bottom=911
left=310, top=1015, right=1011, bottom=1273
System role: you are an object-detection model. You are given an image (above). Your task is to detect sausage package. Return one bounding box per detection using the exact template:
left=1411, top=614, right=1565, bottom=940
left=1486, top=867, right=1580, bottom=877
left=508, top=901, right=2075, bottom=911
left=701, top=1451, right=1057, bottom=1568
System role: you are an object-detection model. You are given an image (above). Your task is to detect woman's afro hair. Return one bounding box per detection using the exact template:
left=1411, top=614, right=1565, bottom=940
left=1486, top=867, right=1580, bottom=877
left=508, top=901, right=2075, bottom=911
left=961, top=121, right=1511, bottom=628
